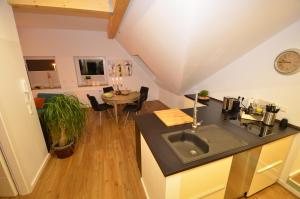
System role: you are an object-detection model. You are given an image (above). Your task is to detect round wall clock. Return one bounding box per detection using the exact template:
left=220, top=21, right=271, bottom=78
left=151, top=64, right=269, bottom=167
left=274, top=49, right=300, bottom=75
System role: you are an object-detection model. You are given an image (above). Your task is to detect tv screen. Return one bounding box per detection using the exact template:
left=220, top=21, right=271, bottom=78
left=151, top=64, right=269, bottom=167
left=79, top=59, right=104, bottom=75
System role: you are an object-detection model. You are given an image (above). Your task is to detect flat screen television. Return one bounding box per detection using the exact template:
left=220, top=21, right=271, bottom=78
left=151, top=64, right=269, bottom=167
left=79, top=59, right=104, bottom=75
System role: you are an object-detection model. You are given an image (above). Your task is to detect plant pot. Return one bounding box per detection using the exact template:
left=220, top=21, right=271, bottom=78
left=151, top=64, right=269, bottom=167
left=198, top=96, right=210, bottom=101
left=53, top=141, right=74, bottom=159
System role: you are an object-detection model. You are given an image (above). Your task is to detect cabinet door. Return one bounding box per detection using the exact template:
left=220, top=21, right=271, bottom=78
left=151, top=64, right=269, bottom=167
left=179, top=156, right=233, bottom=199
left=247, top=136, right=294, bottom=196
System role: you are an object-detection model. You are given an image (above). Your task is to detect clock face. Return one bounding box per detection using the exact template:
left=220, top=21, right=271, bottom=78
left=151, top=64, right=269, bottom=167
left=274, top=49, right=300, bottom=74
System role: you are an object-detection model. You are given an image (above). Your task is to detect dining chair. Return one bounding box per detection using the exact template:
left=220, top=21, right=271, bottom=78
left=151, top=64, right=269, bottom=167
left=123, top=93, right=147, bottom=125
left=135, top=86, right=149, bottom=109
left=87, top=94, right=113, bottom=125
left=140, top=86, right=149, bottom=101
left=103, top=86, right=114, bottom=93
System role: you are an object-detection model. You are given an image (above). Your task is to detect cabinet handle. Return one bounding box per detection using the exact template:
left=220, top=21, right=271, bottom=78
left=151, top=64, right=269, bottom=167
left=191, top=184, right=225, bottom=199
left=257, top=160, right=283, bottom=173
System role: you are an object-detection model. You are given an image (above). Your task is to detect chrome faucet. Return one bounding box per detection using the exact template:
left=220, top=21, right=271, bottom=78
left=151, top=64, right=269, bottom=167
left=192, top=92, right=202, bottom=131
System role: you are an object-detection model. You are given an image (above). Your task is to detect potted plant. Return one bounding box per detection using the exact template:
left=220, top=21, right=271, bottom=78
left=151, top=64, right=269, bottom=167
left=44, top=95, right=87, bottom=158
left=198, top=90, right=209, bottom=101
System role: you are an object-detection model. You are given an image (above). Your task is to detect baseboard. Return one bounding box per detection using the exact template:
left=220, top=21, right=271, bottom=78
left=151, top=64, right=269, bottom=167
left=278, top=179, right=300, bottom=198
left=140, top=177, right=150, bottom=199
left=30, top=153, right=50, bottom=190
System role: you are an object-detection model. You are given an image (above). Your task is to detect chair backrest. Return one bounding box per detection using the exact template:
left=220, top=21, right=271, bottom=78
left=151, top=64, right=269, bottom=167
left=86, top=94, right=99, bottom=111
left=103, top=86, right=114, bottom=93
left=136, top=93, right=147, bottom=111
left=140, top=86, right=149, bottom=101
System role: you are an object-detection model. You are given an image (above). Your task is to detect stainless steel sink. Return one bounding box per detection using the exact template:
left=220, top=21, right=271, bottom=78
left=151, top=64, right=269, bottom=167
left=162, top=125, right=248, bottom=164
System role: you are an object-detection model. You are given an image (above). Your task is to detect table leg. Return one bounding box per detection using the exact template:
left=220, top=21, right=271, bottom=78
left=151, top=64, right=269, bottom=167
left=114, top=103, right=118, bottom=124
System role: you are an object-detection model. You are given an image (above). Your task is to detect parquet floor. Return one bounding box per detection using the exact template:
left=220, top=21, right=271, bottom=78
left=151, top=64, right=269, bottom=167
left=1, top=101, right=297, bottom=199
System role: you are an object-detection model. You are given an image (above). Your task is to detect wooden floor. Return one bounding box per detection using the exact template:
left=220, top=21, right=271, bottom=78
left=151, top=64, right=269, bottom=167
left=247, top=183, right=297, bottom=199
left=1, top=101, right=298, bottom=199
left=291, top=173, right=300, bottom=184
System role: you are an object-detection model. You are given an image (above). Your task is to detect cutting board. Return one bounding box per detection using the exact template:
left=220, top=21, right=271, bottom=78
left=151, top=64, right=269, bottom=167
left=154, top=108, right=193, bottom=127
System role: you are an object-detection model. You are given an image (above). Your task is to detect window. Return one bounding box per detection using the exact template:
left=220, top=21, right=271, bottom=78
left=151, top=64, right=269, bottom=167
left=74, top=56, right=107, bottom=87
left=25, top=56, right=61, bottom=90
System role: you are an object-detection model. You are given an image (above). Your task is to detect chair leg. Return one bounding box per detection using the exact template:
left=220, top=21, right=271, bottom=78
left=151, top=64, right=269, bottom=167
left=99, top=112, right=102, bottom=126
left=124, top=112, right=130, bottom=125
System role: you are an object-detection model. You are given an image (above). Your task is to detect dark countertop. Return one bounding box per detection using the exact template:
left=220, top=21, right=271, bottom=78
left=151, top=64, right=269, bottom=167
left=135, top=95, right=299, bottom=176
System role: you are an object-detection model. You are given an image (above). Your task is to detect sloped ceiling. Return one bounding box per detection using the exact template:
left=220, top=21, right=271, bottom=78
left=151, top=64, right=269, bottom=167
left=116, top=0, right=300, bottom=94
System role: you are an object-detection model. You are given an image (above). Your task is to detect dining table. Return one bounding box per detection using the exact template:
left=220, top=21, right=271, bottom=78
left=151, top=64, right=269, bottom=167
left=101, top=91, right=140, bottom=124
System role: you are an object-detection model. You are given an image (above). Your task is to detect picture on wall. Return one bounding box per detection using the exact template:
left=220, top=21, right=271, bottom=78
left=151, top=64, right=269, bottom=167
left=108, top=60, right=133, bottom=77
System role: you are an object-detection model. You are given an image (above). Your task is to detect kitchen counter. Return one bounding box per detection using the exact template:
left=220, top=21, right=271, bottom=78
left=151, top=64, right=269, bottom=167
left=134, top=95, right=299, bottom=176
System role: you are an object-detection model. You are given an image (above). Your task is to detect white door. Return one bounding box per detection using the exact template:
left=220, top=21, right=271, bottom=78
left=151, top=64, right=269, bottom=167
left=0, top=148, right=18, bottom=197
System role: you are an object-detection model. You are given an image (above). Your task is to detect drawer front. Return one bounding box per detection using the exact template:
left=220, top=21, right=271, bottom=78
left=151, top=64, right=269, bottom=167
left=247, top=136, right=294, bottom=196
left=179, top=156, right=233, bottom=199
left=247, top=161, right=283, bottom=196
left=256, top=136, right=293, bottom=171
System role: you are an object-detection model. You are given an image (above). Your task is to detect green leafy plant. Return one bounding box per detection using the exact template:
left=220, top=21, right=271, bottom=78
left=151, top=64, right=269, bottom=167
left=44, top=95, right=87, bottom=147
left=199, top=90, right=209, bottom=97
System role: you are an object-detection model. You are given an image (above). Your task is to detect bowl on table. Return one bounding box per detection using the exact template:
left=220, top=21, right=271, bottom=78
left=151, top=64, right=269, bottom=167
left=103, top=92, right=113, bottom=98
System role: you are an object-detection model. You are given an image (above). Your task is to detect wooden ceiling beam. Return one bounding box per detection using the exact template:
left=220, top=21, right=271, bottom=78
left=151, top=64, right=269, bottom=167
left=107, top=0, right=130, bottom=39
left=8, top=0, right=112, bottom=18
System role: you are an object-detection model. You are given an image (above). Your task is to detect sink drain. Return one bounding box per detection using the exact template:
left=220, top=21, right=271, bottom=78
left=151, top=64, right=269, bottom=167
left=189, top=150, right=198, bottom=155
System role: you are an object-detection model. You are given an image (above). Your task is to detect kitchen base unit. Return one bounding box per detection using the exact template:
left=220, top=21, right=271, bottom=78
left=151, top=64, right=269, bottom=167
left=225, top=135, right=295, bottom=198
left=247, top=135, right=294, bottom=196
left=140, top=134, right=233, bottom=199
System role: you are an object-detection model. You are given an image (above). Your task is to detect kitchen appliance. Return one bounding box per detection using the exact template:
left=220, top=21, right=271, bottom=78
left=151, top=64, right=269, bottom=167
left=262, top=112, right=276, bottom=126
left=262, top=104, right=280, bottom=127
left=222, top=97, right=233, bottom=112
left=222, top=97, right=240, bottom=113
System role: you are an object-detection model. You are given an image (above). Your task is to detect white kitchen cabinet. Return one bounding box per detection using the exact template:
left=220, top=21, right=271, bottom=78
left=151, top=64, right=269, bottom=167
left=247, top=135, right=294, bottom=196
left=178, top=156, right=232, bottom=199
left=141, top=134, right=233, bottom=199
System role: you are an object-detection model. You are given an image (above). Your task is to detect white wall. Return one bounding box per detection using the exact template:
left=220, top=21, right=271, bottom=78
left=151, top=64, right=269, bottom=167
left=158, top=87, right=184, bottom=109
left=17, top=28, right=159, bottom=104
left=188, top=19, right=300, bottom=127
left=0, top=0, right=48, bottom=194
left=28, top=71, right=61, bottom=89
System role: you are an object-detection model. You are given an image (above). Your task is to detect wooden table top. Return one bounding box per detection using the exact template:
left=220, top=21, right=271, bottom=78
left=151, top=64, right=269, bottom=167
left=102, top=91, right=140, bottom=104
